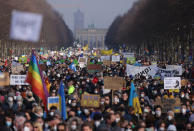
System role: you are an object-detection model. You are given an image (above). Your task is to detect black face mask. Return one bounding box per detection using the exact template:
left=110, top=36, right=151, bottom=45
left=111, top=121, right=117, bottom=127
left=27, top=95, right=32, bottom=98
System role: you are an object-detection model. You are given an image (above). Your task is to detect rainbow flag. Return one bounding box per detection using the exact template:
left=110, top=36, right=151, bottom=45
left=26, top=51, right=49, bottom=110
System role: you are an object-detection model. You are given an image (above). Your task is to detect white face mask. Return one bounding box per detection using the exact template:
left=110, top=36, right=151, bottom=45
left=95, top=121, right=100, bottom=127
left=71, top=103, right=76, bottom=107
left=71, top=125, right=77, bottom=130
left=115, top=118, right=120, bottom=123
left=114, top=98, right=119, bottom=103
left=24, top=126, right=30, bottom=131
left=159, top=127, right=165, bottom=131
left=50, top=112, right=54, bottom=116
left=144, top=108, right=149, bottom=113
left=156, top=111, right=161, bottom=116
left=141, top=94, right=145, bottom=97
left=168, top=115, right=173, bottom=121
left=182, top=108, right=186, bottom=114
left=8, top=97, right=13, bottom=102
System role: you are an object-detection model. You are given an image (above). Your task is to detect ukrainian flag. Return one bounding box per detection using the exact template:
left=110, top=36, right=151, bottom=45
left=58, top=81, right=67, bottom=120
left=129, top=82, right=142, bottom=114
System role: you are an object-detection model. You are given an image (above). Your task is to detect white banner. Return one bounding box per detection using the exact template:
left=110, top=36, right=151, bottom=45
left=150, top=67, right=182, bottom=80
left=164, top=77, right=181, bottom=89
left=123, top=53, right=134, bottom=58
left=166, top=65, right=182, bottom=76
left=10, top=10, right=43, bottom=42
left=100, top=56, right=110, bottom=61
left=112, top=55, right=120, bottom=62
left=126, top=64, right=156, bottom=78
left=10, top=75, right=28, bottom=85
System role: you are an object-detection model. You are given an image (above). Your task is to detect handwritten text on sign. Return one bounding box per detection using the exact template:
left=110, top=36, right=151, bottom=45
left=104, top=76, right=126, bottom=90
left=10, top=75, right=29, bottom=85
left=81, top=94, right=100, bottom=108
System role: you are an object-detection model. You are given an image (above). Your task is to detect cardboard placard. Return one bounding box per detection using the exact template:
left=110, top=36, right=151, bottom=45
left=81, top=94, right=100, bottom=108
left=155, top=98, right=181, bottom=113
left=104, top=76, right=126, bottom=90
left=0, top=72, right=10, bottom=86
left=11, top=65, right=24, bottom=74
left=103, top=60, right=111, bottom=66
left=164, top=77, right=181, bottom=89
left=47, top=96, right=59, bottom=110
left=181, top=79, right=188, bottom=86
left=10, top=75, right=28, bottom=85
left=87, top=64, right=102, bottom=73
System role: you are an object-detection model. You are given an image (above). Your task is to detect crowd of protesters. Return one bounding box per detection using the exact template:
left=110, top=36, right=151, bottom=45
left=0, top=50, right=193, bottom=131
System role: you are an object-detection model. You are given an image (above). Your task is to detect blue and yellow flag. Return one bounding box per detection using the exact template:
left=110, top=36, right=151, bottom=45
left=58, top=81, right=67, bottom=120
left=129, top=82, right=142, bottom=114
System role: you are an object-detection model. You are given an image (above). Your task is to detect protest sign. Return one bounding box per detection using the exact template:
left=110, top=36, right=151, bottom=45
left=10, top=10, right=43, bottom=42
left=10, top=75, right=28, bottom=85
left=19, top=56, right=27, bottom=64
left=123, top=52, right=134, bottom=58
left=87, top=64, right=102, bottom=73
left=103, top=60, right=111, bottom=66
left=112, top=55, right=120, bottom=62
left=126, top=64, right=156, bottom=78
left=151, top=67, right=182, bottom=80
left=100, top=56, right=111, bottom=61
left=181, top=79, right=188, bottom=86
left=81, top=94, right=100, bottom=108
left=166, top=65, right=182, bottom=75
left=104, top=76, right=126, bottom=90
left=0, top=72, right=10, bottom=86
left=47, top=97, right=59, bottom=110
left=164, top=77, right=181, bottom=89
left=155, top=98, right=181, bottom=113
left=11, top=65, right=24, bottom=74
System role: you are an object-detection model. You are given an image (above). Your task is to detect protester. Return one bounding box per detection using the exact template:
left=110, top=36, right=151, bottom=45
left=0, top=48, right=193, bottom=131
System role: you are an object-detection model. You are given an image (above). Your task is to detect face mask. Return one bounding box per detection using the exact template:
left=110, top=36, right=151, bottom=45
left=141, top=94, right=145, bottom=97
left=100, top=101, right=104, bottom=105
left=115, top=118, right=120, bottom=123
left=50, top=112, right=54, bottom=116
left=53, top=125, right=57, bottom=131
left=114, top=98, right=120, bottom=103
left=17, top=101, right=22, bottom=106
left=156, top=111, right=161, bottom=116
left=13, top=96, right=17, bottom=100
left=159, top=127, right=165, bottom=131
left=36, top=113, right=43, bottom=117
left=6, top=121, right=12, bottom=127
left=126, top=129, right=132, bottom=131
left=77, top=110, right=82, bottom=115
left=182, top=108, right=186, bottom=114
left=71, top=125, right=77, bottom=130
left=95, top=121, right=100, bottom=127
left=153, top=90, right=157, bottom=94
left=24, top=126, right=30, bottom=131
left=168, top=115, right=173, bottom=121
left=84, top=109, right=89, bottom=114
left=71, top=103, right=76, bottom=107
left=181, top=94, right=185, bottom=98
left=8, top=97, right=13, bottom=102
left=86, top=80, right=89, bottom=82
left=144, top=108, right=149, bottom=113
left=94, top=91, right=98, bottom=94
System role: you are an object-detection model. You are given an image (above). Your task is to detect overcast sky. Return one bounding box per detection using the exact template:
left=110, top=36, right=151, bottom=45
left=47, top=0, right=137, bottom=31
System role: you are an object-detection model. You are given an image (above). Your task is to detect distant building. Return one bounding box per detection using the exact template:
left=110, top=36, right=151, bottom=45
left=75, top=25, right=107, bottom=49
left=74, top=9, right=84, bottom=33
